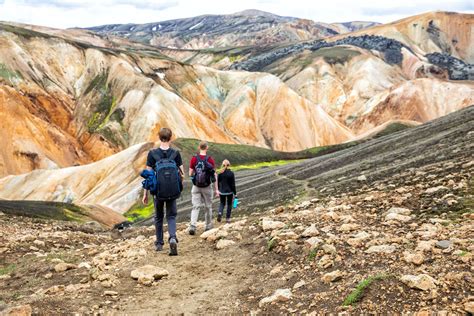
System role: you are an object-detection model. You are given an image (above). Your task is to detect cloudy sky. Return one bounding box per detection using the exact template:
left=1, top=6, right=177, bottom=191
left=0, top=0, right=472, bottom=29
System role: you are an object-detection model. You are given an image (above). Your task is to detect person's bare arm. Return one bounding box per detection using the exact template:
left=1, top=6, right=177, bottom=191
left=189, top=168, right=194, bottom=177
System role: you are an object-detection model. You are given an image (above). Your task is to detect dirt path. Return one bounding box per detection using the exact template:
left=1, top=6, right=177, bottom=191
left=116, top=223, right=253, bottom=314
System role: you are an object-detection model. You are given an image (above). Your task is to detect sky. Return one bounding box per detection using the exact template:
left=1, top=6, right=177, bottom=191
left=0, top=0, right=472, bottom=29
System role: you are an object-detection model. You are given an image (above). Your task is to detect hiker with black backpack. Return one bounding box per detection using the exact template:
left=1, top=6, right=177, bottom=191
left=141, top=128, right=184, bottom=256
left=188, top=141, right=218, bottom=235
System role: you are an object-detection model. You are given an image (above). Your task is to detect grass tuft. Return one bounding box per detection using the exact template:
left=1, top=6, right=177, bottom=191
left=124, top=202, right=155, bottom=222
left=267, top=238, right=278, bottom=252
left=307, top=248, right=319, bottom=262
left=342, top=274, right=389, bottom=306
left=0, top=264, right=16, bottom=276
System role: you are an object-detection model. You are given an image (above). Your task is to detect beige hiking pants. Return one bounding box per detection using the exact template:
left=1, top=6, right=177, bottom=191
left=190, top=185, right=213, bottom=230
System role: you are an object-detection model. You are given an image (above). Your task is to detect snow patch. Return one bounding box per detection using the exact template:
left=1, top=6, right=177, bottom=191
left=152, top=26, right=157, bottom=31
left=155, top=72, right=165, bottom=79
left=189, top=20, right=205, bottom=30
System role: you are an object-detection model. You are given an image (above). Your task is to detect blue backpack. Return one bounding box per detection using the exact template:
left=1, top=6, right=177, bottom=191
left=153, top=149, right=182, bottom=201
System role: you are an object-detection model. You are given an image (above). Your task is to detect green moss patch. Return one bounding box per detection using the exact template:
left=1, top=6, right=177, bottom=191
left=0, top=264, right=16, bottom=276
left=124, top=202, right=155, bottom=223
left=0, top=200, right=90, bottom=222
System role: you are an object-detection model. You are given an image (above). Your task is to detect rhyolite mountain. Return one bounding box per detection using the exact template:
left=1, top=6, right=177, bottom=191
left=0, top=21, right=351, bottom=177
left=85, top=9, right=350, bottom=49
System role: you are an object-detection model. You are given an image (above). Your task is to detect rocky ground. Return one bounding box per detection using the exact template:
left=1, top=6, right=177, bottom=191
left=0, top=152, right=472, bottom=314
left=1, top=108, right=473, bottom=314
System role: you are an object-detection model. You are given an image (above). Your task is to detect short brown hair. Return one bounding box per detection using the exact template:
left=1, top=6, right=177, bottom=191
left=199, top=141, right=208, bottom=150
left=158, top=128, right=172, bottom=142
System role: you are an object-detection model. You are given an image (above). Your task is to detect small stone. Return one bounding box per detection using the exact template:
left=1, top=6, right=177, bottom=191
left=339, top=224, right=359, bottom=232
left=318, top=255, right=334, bottom=269
left=357, top=175, right=367, bottom=181
left=400, top=274, right=437, bottom=291
left=416, top=240, right=436, bottom=252
left=216, top=239, right=236, bottom=250
left=385, top=207, right=412, bottom=216
left=1, top=304, right=32, bottom=316
left=130, top=265, right=169, bottom=281
left=321, top=270, right=343, bottom=283
left=104, top=291, right=119, bottom=296
left=301, top=224, right=319, bottom=237
left=464, top=301, right=474, bottom=314
left=54, top=262, right=77, bottom=273
left=293, top=280, right=306, bottom=289
left=435, top=240, right=452, bottom=249
left=270, top=265, right=283, bottom=276
left=385, top=213, right=411, bottom=222
left=321, top=244, right=337, bottom=254
left=200, top=228, right=220, bottom=241
left=424, top=186, right=448, bottom=194
left=403, top=252, right=425, bottom=265
left=44, top=273, right=53, bottom=279
left=305, top=237, right=323, bottom=249
left=33, top=240, right=45, bottom=247
left=138, top=276, right=154, bottom=286
left=259, top=289, right=292, bottom=307
left=78, top=262, right=92, bottom=269
left=365, top=245, right=396, bottom=254
left=261, top=219, right=285, bottom=231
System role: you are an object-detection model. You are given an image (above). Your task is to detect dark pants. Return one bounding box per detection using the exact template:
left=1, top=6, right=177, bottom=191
left=153, top=197, right=178, bottom=246
left=218, top=194, right=234, bottom=219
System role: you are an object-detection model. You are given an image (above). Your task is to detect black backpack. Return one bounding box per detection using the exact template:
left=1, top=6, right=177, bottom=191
left=153, top=149, right=181, bottom=200
left=194, top=155, right=213, bottom=187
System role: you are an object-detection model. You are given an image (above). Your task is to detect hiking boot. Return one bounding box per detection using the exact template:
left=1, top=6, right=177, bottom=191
left=226, top=218, right=231, bottom=224
left=155, top=243, right=163, bottom=252
left=217, top=214, right=222, bottom=222
left=169, top=238, right=178, bottom=256
left=189, top=227, right=196, bottom=235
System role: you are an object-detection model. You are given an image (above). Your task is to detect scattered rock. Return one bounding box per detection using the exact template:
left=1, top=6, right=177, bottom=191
left=365, top=245, right=396, bottom=254
left=130, top=265, right=169, bottom=282
left=270, top=265, right=283, bottom=276
left=259, top=289, right=292, bottom=307
left=32, top=240, right=45, bottom=247
left=385, top=213, right=411, bottom=222
left=318, top=255, right=334, bottom=269
left=424, top=186, right=448, bottom=194
left=464, top=301, right=474, bottom=314
left=347, top=231, right=371, bottom=247
left=339, top=223, right=359, bottom=232
left=216, top=239, right=236, bottom=250
left=301, top=224, right=319, bottom=237
left=44, top=273, right=53, bottom=279
left=1, top=304, right=32, bottom=316
left=416, top=240, right=437, bottom=252
left=357, top=175, right=367, bottom=181
left=54, top=262, right=77, bottom=273
left=400, top=274, right=437, bottom=291
left=435, top=240, right=452, bottom=249
left=78, top=262, right=92, bottom=269
left=261, top=218, right=286, bottom=231
left=403, top=252, right=425, bottom=265
left=321, top=270, right=343, bottom=283
left=104, top=291, right=119, bottom=296
left=385, top=207, right=412, bottom=216
left=321, top=244, right=337, bottom=254
left=293, top=280, right=306, bottom=289
left=305, top=237, right=323, bottom=249
left=200, top=228, right=220, bottom=241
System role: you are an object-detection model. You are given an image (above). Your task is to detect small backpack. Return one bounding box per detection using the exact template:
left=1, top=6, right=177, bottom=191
left=194, top=155, right=213, bottom=187
left=154, top=149, right=181, bottom=200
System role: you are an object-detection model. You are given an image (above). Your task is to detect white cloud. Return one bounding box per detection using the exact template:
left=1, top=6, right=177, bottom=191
left=0, top=0, right=472, bottom=28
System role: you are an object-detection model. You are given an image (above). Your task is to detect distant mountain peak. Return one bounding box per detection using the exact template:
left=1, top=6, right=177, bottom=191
left=232, top=9, right=283, bottom=18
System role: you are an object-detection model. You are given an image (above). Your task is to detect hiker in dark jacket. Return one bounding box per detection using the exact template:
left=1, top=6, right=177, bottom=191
left=142, top=128, right=184, bottom=256
left=217, top=159, right=237, bottom=224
